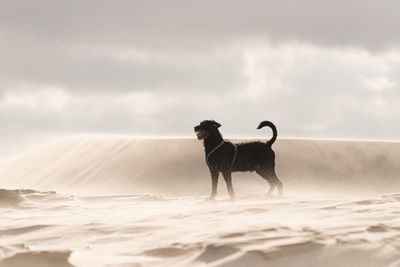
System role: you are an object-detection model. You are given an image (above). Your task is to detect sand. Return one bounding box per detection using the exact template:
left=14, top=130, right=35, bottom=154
left=0, top=137, right=400, bottom=266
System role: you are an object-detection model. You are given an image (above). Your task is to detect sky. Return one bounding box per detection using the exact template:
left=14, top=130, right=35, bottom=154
left=1, top=0, right=400, bottom=156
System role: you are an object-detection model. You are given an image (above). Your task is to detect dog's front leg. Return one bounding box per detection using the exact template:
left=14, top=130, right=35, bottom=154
left=209, top=169, right=219, bottom=200
left=222, top=171, right=235, bottom=200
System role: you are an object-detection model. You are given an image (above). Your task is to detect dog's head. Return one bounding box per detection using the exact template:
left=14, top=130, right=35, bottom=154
left=194, top=120, right=221, bottom=140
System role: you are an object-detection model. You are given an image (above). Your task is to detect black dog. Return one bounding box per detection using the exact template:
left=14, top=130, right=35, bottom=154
left=194, top=120, right=283, bottom=200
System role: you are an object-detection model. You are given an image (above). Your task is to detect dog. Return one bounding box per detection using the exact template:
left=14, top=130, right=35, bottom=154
left=194, top=120, right=283, bottom=200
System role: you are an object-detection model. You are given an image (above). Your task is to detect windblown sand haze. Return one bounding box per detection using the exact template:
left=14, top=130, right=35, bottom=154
left=0, top=137, right=400, bottom=266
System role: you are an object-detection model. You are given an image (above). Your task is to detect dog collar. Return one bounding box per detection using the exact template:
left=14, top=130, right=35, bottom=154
left=206, top=140, right=225, bottom=159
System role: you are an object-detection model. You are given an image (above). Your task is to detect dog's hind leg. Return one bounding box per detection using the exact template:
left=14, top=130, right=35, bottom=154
left=222, top=171, right=235, bottom=200
left=256, top=169, right=275, bottom=194
left=209, top=169, right=219, bottom=200
left=273, top=172, right=283, bottom=195
left=267, top=183, right=276, bottom=195
left=256, top=169, right=282, bottom=195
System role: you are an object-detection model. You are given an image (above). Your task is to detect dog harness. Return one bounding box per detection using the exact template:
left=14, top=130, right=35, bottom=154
left=206, top=140, right=224, bottom=161
left=206, top=140, right=238, bottom=170
left=230, top=143, right=238, bottom=170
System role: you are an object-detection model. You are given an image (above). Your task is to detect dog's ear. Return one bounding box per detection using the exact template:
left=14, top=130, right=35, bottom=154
left=212, top=121, right=221, bottom=128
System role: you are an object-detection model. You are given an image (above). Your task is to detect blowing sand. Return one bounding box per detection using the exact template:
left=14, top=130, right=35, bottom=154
left=0, top=137, right=400, bottom=266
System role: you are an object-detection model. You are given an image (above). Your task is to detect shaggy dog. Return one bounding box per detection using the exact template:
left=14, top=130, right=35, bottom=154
left=194, top=120, right=283, bottom=200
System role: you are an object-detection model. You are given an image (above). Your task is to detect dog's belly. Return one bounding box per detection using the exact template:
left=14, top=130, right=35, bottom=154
left=232, top=158, right=274, bottom=173
left=232, top=167, right=256, bottom=172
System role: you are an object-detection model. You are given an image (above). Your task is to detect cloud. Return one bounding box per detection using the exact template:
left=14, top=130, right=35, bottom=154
left=1, top=0, right=400, bottom=50
left=0, top=40, right=246, bottom=93
left=1, top=40, right=399, bottom=140
left=0, top=84, right=71, bottom=111
left=230, top=41, right=400, bottom=138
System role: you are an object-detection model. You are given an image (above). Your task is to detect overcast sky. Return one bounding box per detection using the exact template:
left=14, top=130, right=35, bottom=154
left=1, top=0, right=400, bottom=156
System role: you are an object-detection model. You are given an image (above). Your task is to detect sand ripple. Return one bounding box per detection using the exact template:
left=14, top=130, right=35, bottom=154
left=0, top=189, right=400, bottom=266
left=0, top=251, right=73, bottom=267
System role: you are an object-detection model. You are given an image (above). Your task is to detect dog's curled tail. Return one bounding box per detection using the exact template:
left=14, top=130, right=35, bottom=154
left=257, top=121, right=277, bottom=147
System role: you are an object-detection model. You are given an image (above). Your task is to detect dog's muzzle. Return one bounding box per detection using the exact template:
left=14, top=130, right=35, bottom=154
left=194, top=126, right=208, bottom=140
left=195, top=131, right=208, bottom=140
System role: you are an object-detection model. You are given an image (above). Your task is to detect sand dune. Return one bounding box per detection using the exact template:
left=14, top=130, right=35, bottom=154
left=0, top=137, right=400, bottom=195
left=0, top=137, right=400, bottom=266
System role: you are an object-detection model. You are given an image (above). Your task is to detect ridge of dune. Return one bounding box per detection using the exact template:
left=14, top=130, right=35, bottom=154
left=0, top=137, right=399, bottom=196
